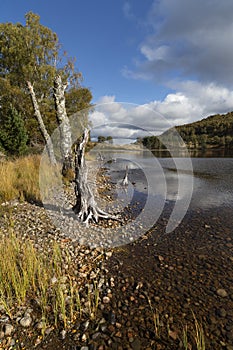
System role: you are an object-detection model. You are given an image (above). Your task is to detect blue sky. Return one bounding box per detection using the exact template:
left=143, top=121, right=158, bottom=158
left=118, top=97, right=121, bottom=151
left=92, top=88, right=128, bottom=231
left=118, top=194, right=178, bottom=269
left=1, top=0, right=168, bottom=104
left=2, top=0, right=233, bottom=136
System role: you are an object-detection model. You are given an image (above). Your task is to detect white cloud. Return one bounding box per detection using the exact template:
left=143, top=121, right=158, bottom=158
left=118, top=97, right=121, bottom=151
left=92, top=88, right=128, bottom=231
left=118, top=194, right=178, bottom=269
left=90, top=81, right=233, bottom=141
left=124, top=0, right=233, bottom=87
left=119, top=0, right=233, bottom=132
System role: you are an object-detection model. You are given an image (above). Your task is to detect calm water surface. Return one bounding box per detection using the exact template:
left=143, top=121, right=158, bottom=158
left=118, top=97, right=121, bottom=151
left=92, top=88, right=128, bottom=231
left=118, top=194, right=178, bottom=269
left=103, top=150, right=233, bottom=213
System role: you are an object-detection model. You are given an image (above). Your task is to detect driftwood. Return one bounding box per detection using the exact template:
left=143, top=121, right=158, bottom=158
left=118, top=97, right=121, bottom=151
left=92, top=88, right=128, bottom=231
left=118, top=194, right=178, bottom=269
left=122, top=165, right=129, bottom=186
left=73, top=128, right=119, bottom=225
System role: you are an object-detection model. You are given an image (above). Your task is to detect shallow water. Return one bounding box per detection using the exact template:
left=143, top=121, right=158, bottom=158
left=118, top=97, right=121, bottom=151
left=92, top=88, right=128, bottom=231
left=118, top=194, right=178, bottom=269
left=103, top=150, right=233, bottom=214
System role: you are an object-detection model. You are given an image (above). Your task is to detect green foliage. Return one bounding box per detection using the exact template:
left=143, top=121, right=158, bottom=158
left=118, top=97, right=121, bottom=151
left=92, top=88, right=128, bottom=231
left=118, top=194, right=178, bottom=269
left=143, top=111, right=233, bottom=150
left=0, top=12, right=92, bottom=151
left=97, top=135, right=113, bottom=144
left=65, top=87, right=93, bottom=116
left=98, top=135, right=107, bottom=143
left=0, top=105, right=28, bottom=156
left=175, top=111, right=233, bottom=149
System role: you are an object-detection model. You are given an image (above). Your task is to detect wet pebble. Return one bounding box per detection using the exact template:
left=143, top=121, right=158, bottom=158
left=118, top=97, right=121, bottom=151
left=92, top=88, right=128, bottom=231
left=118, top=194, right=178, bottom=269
left=19, top=315, right=32, bottom=328
left=102, top=296, right=110, bottom=304
left=3, top=324, right=14, bottom=336
left=217, top=288, right=228, bottom=297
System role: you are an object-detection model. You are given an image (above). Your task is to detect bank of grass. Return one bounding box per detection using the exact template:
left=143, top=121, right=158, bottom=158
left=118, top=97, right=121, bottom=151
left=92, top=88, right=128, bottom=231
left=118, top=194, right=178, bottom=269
left=0, top=230, right=99, bottom=334
left=0, top=155, right=41, bottom=203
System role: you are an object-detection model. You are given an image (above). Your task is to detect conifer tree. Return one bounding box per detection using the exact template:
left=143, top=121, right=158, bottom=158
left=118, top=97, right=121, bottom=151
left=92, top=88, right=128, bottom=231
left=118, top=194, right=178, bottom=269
left=0, top=105, right=28, bottom=156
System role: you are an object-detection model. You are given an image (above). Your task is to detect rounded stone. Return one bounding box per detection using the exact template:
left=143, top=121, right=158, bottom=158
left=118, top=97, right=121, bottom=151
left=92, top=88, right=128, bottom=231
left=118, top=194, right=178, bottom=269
left=217, top=288, right=228, bottom=297
left=19, top=315, right=32, bottom=328
left=103, top=296, right=110, bottom=304
left=4, top=324, right=14, bottom=336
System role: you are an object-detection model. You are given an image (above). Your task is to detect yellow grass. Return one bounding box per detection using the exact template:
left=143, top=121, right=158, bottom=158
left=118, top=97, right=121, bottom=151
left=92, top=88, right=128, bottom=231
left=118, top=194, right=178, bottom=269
left=0, top=155, right=41, bottom=203
left=0, top=231, right=99, bottom=332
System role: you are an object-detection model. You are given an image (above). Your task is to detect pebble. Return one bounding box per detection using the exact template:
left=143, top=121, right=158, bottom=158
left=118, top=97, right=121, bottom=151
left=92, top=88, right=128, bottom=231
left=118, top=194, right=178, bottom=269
left=19, top=315, right=32, bottom=328
left=81, top=333, right=87, bottom=342
left=105, top=251, right=113, bottom=258
left=217, top=308, right=227, bottom=317
left=92, top=332, right=101, bottom=340
left=51, top=276, right=58, bottom=284
left=217, top=288, right=228, bottom=297
left=131, top=338, right=141, bottom=350
left=102, top=296, right=110, bottom=304
left=1, top=178, right=233, bottom=350
left=4, top=324, right=14, bottom=336
left=60, top=329, right=66, bottom=339
left=0, top=331, right=4, bottom=339
left=108, top=311, right=116, bottom=324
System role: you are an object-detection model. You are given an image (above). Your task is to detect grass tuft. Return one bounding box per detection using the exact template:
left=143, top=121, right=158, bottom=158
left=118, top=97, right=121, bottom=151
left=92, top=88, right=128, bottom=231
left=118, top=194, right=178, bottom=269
left=0, top=155, right=41, bottom=203
left=0, top=231, right=88, bottom=332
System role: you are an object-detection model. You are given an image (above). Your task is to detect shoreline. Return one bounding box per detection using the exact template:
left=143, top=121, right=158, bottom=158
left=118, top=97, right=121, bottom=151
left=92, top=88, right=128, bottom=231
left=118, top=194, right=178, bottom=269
left=0, top=159, right=233, bottom=349
left=0, top=200, right=232, bottom=349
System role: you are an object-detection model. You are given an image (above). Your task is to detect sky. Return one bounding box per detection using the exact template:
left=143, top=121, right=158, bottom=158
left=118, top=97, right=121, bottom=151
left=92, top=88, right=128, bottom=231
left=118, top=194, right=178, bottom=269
left=2, top=0, right=233, bottom=139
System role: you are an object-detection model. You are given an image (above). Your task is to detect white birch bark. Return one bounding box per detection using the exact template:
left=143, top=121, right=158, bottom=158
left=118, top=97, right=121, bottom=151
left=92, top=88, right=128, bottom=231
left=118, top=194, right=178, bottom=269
left=73, top=128, right=118, bottom=225
left=53, top=75, right=73, bottom=173
left=27, top=81, right=57, bottom=165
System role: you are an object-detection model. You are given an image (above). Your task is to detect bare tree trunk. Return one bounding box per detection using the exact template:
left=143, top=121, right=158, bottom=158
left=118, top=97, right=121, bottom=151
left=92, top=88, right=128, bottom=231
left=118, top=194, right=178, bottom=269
left=52, top=76, right=118, bottom=224
left=27, top=81, right=57, bottom=165
left=53, top=75, right=73, bottom=174
left=122, top=165, right=129, bottom=186
left=73, top=128, right=118, bottom=225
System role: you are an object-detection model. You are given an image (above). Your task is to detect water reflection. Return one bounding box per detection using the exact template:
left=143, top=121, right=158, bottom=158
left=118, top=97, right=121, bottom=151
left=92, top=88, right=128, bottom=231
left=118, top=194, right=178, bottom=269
left=151, top=148, right=233, bottom=158
left=102, top=150, right=233, bottom=212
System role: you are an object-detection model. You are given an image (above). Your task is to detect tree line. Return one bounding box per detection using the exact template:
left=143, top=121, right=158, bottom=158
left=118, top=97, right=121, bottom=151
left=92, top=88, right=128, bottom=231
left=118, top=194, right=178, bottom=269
left=141, top=111, right=233, bottom=150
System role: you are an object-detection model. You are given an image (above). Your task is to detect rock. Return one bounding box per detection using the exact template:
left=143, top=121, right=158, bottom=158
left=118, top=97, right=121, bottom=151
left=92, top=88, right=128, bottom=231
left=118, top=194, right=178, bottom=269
left=81, top=320, right=89, bottom=331
left=4, top=324, right=14, bottom=336
left=158, top=255, right=164, bottom=262
left=217, top=308, right=227, bottom=317
left=115, top=331, right=122, bottom=337
left=102, top=296, right=110, bottom=304
left=168, top=329, right=178, bottom=340
left=108, top=311, right=116, bottom=324
left=51, top=276, right=58, bottom=284
left=131, top=338, right=141, bottom=350
left=217, top=288, right=228, bottom=297
left=60, top=329, right=66, bottom=339
left=81, top=333, right=87, bottom=342
left=0, top=331, right=4, bottom=339
left=92, top=332, right=101, bottom=340
left=105, top=251, right=113, bottom=258
left=19, top=315, right=32, bottom=328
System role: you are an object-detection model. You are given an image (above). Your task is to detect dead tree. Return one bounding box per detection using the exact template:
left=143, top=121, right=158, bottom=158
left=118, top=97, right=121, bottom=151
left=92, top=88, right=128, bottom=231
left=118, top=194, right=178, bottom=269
left=27, top=81, right=57, bottom=165
left=52, top=75, right=118, bottom=224
left=73, top=128, right=118, bottom=225
left=53, top=75, right=73, bottom=174
left=122, top=165, right=129, bottom=186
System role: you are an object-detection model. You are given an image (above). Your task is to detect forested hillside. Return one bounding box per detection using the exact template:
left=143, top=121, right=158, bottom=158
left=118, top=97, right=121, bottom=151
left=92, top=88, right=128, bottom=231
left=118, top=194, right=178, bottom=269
left=142, top=111, right=233, bottom=150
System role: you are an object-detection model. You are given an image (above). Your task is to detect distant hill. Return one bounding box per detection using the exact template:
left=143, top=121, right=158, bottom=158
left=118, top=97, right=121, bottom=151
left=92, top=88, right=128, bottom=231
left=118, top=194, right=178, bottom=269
left=142, top=111, right=233, bottom=150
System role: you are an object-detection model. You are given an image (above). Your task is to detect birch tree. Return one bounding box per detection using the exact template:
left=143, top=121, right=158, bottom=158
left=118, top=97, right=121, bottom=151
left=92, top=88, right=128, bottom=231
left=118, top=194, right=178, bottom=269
left=0, top=12, right=91, bottom=155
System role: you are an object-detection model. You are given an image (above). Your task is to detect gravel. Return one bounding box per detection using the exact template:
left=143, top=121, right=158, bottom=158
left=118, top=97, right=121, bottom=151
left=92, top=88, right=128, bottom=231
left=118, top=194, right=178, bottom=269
left=0, top=197, right=233, bottom=349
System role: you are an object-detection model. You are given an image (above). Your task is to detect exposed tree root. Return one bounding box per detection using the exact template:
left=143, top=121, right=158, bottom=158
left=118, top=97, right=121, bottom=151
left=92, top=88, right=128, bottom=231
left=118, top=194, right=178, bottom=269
left=73, top=128, right=120, bottom=225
